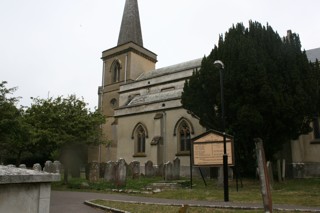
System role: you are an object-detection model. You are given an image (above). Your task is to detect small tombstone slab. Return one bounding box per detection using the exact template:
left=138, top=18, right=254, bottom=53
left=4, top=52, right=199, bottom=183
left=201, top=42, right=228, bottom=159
left=156, top=164, right=164, bottom=177
left=145, top=160, right=154, bottom=177
left=33, top=163, right=42, bottom=171
left=53, top=161, right=62, bottom=173
left=164, top=161, right=173, bottom=181
left=104, top=161, right=116, bottom=182
left=43, top=161, right=56, bottom=173
left=115, top=159, right=127, bottom=187
left=19, top=164, right=26, bottom=169
left=88, top=161, right=100, bottom=182
left=129, top=161, right=140, bottom=179
left=173, top=157, right=180, bottom=180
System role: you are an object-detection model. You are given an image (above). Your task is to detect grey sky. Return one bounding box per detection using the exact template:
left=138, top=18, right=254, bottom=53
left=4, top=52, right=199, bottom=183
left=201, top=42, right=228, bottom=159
left=1, top=0, right=319, bottom=109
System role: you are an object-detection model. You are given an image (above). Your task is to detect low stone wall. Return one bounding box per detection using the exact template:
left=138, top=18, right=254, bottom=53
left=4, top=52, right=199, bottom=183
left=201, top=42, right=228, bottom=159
left=0, top=165, right=60, bottom=213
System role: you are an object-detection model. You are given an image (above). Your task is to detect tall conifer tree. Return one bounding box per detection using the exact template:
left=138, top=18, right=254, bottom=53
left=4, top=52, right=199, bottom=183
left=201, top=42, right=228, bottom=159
left=182, top=21, right=320, bottom=175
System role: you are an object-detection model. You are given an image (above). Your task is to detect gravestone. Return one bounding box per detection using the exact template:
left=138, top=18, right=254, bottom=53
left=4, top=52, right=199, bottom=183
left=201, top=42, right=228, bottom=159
left=100, top=162, right=107, bottom=178
left=129, top=161, right=140, bottom=179
left=145, top=160, right=154, bottom=177
left=156, top=164, right=164, bottom=177
left=43, top=161, right=56, bottom=173
left=53, top=161, right=62, bottom=173
left=173, top=157, right=180, bottom=180
left=19, top=164, right=26, bottom=169
left=104, top=161, right=116, bottom=182
left=33, top=163, right=42, bottom=171
left=164, top=161, right=173, bottom=181
left=88, top=161, right=100, bottom=182
left=115, top=159, right=126, bottom=187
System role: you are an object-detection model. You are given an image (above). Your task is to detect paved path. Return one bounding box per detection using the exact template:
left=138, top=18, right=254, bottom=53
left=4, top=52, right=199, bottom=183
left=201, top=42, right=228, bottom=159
left=50, top=190, right=320, bottom=213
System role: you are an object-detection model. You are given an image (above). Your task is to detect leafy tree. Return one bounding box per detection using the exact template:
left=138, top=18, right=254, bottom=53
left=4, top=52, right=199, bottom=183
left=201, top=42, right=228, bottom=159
left=0, top=81, right=31, bottom=165
left=25, top=95, right=106, bottom=183
left=182, top=21, right=320, bottom=175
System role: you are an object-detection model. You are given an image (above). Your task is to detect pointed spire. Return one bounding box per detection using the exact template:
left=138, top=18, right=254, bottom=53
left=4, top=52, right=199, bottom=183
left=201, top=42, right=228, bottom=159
left=117, top=0, right=143, bottom=47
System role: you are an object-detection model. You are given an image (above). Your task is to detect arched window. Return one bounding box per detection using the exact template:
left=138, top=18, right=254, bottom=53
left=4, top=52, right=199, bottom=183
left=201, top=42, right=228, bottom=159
left=136, top=125, right=146, bottom=153
left=111, top=60, right=121, bottom=83
left=132, top=123, right=148, bottom=157
left=178, top=120, right=191, bottom=152
left=110, top=98, right=117, bottom=108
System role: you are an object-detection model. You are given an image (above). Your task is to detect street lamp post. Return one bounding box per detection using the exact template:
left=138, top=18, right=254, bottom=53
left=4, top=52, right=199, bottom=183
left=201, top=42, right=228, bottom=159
left=214, top=60, right=229, bottom=202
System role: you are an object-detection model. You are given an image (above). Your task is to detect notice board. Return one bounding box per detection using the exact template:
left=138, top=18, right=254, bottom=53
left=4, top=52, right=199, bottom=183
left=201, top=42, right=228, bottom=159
left=192, top=130, right=234, bottom=167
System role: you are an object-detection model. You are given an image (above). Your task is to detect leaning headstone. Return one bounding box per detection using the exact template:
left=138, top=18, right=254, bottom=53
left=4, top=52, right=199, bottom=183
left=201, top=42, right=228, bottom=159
left=164, top=161, right=173, bottom=181
left=33, top=163, right=42, bottom=171
left=88, top=161, right=100, bottom=182
left=145, top=160, right=154, bottom=177
left=19, top=164, right=26, bottom=169
left=53, top=161, right=62, bottom=173
left=173, top=157, right=180, bottom=180
left=115, top=158, right=127, bottom=187
left=104, top=161, right=116, bottom=182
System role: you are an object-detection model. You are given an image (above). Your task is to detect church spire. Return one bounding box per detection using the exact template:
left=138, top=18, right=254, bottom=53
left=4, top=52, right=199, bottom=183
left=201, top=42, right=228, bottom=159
left=117, top=0, right=143, bottom=47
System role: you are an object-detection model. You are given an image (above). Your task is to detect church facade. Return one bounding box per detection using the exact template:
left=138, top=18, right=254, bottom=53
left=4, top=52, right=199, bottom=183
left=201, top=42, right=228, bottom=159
left=88, top=0, right=320, bottom=177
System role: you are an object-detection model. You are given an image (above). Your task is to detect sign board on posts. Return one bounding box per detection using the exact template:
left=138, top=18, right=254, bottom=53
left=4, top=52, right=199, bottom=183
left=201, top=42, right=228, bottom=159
left=192, top=130, right=234, bottom=167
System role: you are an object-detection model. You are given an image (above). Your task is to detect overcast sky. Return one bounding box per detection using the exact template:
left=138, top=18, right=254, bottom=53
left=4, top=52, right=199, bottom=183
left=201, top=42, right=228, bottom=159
left=1, top=0, right=320, bottom=109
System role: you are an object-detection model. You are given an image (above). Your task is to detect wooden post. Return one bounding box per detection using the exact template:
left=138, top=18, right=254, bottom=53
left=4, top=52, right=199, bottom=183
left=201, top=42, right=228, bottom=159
left=255, top=138, right=273, bottom=213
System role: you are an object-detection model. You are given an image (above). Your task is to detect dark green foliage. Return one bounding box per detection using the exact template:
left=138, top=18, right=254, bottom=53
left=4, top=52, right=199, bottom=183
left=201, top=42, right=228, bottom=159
left=182, top=21, right=320, bottom=175
left=0, top=81, right=32, bottom=165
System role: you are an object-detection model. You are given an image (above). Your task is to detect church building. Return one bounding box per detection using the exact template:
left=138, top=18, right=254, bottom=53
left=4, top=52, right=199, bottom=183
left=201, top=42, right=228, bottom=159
left=88, top=0, right=205, bottom=175
left=88, top=0, right=320, bottom=177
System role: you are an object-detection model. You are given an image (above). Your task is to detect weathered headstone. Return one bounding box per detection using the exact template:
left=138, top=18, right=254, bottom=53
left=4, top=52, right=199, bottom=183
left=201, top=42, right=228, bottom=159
left=164, top=161, right=173, bottom=181
left=173, top=157, right=180, bottom=180
left=115, top=159, right=126, bottom=187
left=43, top=161, right=56, bottom=173
left=88, top=161, right=100, bottom=182
left=19, top=164, right=26, bottom=169
left=129, top=161, right=140, bottom=179
left=104, top=161, right=116, bottom=182
left=145, top=160, right=154, bottom=177
left=33, top=163, right=42, bottom=171
left=255, top=138, right=273, bottom=213
left=156, top=164, right=164, bottom=177
left=53, top=161, right=62, bottom=173
left=217, top=166, right=224, bottom=186
left=292, top=163, right=305, bottom=178
left=100, top=162, right=107, bottom=178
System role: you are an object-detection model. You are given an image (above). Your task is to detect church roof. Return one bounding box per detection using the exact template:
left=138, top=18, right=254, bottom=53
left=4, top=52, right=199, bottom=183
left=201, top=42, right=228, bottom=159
left=306, top=47, right=320, bottom=62
left=136, top=58, right=202, bottom=81
left=127, top=89, right=182, bottom=106
left=117, top=0, right=143, bottom=47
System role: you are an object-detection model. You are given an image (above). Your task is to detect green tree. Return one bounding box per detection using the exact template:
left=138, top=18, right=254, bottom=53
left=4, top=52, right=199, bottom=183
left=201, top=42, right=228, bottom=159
left=25, top=95, right=106, bottom=183
left=182, top=21, right=320, bottom=175
left=0, top=81, right=31, bottom=165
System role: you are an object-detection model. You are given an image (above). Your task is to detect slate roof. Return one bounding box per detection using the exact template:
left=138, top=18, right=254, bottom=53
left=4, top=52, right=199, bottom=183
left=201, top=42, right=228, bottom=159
left=136, top=58, right=202, bottom=81
left=118, top=0, right=143, bottom=46
left=127, top=89, right=182, bottom=106
left=306, top=47, right=320, bottom=62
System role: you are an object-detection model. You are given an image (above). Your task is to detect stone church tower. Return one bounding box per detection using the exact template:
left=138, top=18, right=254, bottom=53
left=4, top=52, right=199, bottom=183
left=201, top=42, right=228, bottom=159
left=88, top=0, right=157, bottom=162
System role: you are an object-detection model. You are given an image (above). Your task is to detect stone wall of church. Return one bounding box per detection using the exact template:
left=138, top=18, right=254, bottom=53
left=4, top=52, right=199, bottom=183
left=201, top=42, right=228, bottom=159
left=116, top=107, right=205, bottom=171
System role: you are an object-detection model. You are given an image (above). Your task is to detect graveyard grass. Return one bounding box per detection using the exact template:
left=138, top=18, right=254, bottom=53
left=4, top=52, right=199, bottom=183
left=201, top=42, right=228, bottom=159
left=52, top=176, right=320, bottom=209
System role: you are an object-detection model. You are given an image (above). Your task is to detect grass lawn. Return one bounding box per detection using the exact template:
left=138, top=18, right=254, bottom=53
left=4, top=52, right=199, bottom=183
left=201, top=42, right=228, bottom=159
left=52, top=176, right=320, bottom=212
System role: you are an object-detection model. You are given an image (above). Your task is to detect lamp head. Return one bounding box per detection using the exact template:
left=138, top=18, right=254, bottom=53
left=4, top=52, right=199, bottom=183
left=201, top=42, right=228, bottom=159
left=214, top=60, right=224, bottom=69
